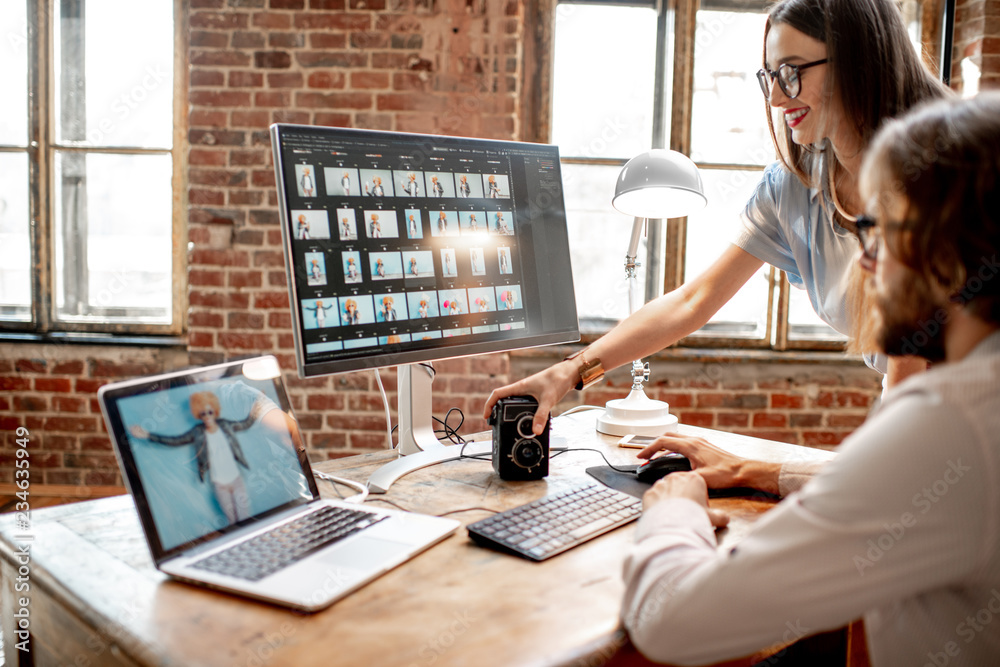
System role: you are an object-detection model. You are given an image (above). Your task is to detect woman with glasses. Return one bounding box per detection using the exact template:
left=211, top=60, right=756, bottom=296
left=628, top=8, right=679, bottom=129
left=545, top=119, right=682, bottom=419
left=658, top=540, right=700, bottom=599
left=486, top=0, right=951, bottom=439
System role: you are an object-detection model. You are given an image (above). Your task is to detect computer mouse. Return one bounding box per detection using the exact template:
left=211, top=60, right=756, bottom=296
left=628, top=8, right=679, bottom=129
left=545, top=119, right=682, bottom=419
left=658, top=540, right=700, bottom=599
left=635, top=452, right=692, bottom=484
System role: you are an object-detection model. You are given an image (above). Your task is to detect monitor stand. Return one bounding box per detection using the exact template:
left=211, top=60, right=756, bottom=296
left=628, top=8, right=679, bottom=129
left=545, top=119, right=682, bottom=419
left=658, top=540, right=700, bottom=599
left=366, top=363, right=491, bottom=494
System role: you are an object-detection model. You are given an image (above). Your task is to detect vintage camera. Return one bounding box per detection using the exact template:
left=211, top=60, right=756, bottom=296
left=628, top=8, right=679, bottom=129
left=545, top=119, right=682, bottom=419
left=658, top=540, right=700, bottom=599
left=489, top=395, right=550, bottom=480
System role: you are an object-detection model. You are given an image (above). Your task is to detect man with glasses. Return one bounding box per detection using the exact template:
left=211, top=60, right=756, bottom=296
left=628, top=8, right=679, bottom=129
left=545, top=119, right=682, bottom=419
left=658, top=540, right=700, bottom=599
left=621, top=93, right=1000, bottom=666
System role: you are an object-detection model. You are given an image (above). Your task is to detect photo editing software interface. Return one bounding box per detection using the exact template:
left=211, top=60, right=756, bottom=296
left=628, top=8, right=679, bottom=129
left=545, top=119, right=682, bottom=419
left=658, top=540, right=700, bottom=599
left=273, top=125, right=579, bottom=376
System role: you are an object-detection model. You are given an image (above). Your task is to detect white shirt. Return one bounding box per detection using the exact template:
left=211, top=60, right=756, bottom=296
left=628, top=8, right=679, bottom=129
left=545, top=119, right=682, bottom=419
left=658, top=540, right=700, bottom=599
left=204, top=428, right=241, bottom=485
left=621, top=331, right=1000, bottom=666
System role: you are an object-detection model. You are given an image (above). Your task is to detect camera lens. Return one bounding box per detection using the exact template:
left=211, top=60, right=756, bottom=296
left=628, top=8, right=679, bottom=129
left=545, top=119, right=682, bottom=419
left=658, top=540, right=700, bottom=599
left=516, top=413, right=535, bottom=439
left=511, top=439, right=543, bottom=469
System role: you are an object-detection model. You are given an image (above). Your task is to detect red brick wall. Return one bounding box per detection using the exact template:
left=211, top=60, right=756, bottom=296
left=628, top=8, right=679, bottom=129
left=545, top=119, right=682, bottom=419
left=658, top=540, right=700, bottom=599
left=0, top=0, right=995, bottom=486
left=953, top=0, right=1000, bottom=91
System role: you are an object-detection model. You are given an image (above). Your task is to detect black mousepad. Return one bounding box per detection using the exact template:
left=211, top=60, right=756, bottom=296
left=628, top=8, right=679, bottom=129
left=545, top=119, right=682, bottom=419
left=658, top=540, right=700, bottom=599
left=585, top=465, right=780, bottom=501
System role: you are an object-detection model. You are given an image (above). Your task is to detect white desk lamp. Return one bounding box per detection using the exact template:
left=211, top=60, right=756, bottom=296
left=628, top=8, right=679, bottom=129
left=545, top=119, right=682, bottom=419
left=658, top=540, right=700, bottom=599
left=595, top=149, right=707, bottom=436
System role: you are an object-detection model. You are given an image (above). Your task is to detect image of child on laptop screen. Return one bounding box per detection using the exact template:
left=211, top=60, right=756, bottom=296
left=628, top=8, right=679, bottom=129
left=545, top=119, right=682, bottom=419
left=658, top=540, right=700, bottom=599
left=125, top=381, right=311, bottom=546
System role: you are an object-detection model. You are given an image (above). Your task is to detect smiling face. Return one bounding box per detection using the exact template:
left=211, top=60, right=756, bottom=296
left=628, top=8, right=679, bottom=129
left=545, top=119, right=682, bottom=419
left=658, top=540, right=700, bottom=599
left=764, top=23, right=864, bottom=158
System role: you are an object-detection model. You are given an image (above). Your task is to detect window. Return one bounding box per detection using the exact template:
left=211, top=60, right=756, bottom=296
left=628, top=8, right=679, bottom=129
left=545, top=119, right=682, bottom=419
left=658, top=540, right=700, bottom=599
left=551, top=0, right=923, bottom=349
left=0, top=0, right=184, bottom=335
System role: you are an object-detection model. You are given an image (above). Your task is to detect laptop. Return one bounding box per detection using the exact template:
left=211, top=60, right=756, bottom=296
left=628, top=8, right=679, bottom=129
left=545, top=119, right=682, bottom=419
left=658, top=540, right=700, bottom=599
left=98, top=355, right=459, bottom=611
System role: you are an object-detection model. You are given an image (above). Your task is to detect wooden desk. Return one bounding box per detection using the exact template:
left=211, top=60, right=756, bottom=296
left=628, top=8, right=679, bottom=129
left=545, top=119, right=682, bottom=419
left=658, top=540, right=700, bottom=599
left=0, top=412, right=832, bottom=667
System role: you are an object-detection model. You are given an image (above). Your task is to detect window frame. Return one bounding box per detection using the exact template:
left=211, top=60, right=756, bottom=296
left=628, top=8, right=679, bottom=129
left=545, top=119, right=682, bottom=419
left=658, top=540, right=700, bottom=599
left=0, top=0, right=188, bottom=338
left=540, top=0, right=936, bottom=353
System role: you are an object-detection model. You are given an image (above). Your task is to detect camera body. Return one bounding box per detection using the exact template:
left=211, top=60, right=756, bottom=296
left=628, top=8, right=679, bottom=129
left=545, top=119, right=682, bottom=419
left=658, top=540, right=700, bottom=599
left=489, top=395, right=550, bottom=480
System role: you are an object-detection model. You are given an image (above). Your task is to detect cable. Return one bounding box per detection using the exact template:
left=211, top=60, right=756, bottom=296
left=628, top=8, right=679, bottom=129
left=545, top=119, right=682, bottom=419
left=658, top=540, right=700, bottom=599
left=374, top=368, right=395, bottom=449
left=550, top=446, right=636, bottom=473
left=313, top=470, right=369, bottom=504
left=558, top=405, right=604, bottom=417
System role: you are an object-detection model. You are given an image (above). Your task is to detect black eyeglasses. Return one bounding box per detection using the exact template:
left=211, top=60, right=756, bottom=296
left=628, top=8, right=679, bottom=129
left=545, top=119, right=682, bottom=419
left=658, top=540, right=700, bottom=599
left=855, top=215, right=881, bottom=262
left=756, top=58, right=828, bottom=100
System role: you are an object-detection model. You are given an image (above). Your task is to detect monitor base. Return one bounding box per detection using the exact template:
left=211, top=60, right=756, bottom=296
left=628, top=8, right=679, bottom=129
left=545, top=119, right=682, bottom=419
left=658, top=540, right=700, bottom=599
left=366, top=441, right=492, bottom=494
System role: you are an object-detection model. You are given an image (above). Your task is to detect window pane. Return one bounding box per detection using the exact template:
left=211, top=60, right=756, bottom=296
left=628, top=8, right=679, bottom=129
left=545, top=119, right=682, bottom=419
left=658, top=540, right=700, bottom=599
left=685, top=168, right=769, bottom=338
left=788, top=286, right=848, bottom=341
left=551, top=5, right=657, bottom=159
left=690, top=10, right=772, bottom=165
left=54, top=0, right=174, bottom=148
left=54, top=152, right=173, bottom=324
left=0, top=153, right=31, bottom=321
left=0, top=1, right=29, bottom=146
left=562, top=163, right=648, bottom=329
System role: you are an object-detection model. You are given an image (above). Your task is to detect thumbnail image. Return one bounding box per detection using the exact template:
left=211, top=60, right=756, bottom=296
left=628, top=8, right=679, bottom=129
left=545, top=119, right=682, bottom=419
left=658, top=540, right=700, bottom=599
left=370, top=252, right=404, bottom=281
left=489, top=210, right=513, bottom=236
left=459, top=211, right=486, bottom=235
left=483, top=173, right=510, bottom=199
left=325, top=168, right=360, bottom=197
left=439, top=288, right=468, bottom=315
left=301, top=298, right=338, bottom=330
left=469, top=247, right=486, bottom=276
left=341, top=295, right=375, bottom=326
left=468, top=286, right=495, bottom=313
left=407, top=292, right=440, bottom=319
left=425, top=173, right=455, bottom=198
left=443, top=328, right=471, bottom=338
left=414, top=330, right=443, bottom=340
left=497, top=285, right=522, bottom=310
left=497, top=246, right=513, bottom=274
left=294, top=164, right=317, bottom=197
left=404, top=209, right=423, bottom=239
left=375, top=293, right=409, bottom=322
left=430, top=210, right=460, bottom=237
left=500, top=321, right=526, bottom=331
left=395, top=170, right=424, bottom=197
left=343, top=337, right=378, bottom=350
left=304, top=252, right=327, bottom=287
left=342, top=251, right=362, bottom=283
left=379, top=333, right=412, bottom=346
left=363, top=210, right=400, bottom=239
left=291, top=209, right=330, bottom=240
left=472, top=324, right=499, bottom=334
left=455, top=173, right=484, bottom=198
left=440, top=248, right=458, bottom=278
left=402, top=250, right=434, bottom=279
left=336, top=208, right=358, bottom=241
left=360, top=169, right=394, bottom=197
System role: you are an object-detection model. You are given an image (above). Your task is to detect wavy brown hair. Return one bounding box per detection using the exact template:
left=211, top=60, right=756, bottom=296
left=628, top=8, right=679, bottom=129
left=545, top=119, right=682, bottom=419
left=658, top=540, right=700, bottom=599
left=861, top=93, right=1000, bottom=326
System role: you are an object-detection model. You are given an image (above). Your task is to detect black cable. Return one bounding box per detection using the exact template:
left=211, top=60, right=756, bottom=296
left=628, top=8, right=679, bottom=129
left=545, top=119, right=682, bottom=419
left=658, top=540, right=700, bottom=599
left=550, top=447, right=636, bottom=473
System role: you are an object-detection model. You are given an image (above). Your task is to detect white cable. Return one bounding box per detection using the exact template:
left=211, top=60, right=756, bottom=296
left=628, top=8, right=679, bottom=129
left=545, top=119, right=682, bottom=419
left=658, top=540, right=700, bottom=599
left=313, top=470, right=369, bottom=504
left=373, top=368, right=396, bottom=449
left=559, top=405, right=604, bottom=416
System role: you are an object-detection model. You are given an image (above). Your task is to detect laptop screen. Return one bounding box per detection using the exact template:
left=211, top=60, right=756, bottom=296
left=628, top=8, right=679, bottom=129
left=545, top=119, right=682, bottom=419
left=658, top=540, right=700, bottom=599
left=99, top=357, right=319, bottom=563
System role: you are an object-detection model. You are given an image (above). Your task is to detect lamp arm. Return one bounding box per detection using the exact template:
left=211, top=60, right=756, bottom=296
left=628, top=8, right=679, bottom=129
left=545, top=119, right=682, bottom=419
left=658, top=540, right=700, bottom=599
left=625, top=216, right=645, bottom=264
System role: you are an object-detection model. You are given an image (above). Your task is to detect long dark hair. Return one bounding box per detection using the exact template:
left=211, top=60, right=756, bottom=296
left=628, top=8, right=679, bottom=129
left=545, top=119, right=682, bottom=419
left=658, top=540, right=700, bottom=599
left=764, top=0, right=951, bottom=190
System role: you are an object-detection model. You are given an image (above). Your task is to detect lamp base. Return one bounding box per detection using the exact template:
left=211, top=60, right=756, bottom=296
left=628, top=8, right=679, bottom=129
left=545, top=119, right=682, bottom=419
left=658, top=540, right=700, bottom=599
left=595, top=386, right=679, bottom=437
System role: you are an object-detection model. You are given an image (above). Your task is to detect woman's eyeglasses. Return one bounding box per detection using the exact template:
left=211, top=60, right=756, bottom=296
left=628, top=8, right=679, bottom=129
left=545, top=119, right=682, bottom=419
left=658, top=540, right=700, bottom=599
left=756, top=58, right=828, bottom=100
left=855, top=215, right=881, bottom=262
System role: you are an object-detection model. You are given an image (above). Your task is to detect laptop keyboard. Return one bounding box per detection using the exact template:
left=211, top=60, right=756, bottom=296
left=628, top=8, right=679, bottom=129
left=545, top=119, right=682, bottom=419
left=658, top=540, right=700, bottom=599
left=467, top=483, right=642, bottom=561
left=191, top=505, right=386, bottom=582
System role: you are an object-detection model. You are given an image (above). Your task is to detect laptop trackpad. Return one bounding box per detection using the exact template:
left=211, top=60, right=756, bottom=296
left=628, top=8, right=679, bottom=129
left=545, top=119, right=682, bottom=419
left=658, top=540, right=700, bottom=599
left=319, top=536, right=403, bottom=571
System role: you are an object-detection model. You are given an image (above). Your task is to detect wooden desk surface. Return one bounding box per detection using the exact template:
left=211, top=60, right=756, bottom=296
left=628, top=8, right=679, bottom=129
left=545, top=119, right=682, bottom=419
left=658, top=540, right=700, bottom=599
left=0, top=412, right=833, bottom=667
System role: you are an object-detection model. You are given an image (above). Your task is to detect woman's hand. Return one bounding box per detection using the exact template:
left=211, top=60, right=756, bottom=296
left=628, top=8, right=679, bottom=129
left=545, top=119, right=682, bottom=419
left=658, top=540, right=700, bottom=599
left=130, top=425, right=149, bottom=439
left=482, top=361, right=579, bottom=436
left=643, top=471, right=729, bottom=528
left=637, top=433, right=781, bottom=495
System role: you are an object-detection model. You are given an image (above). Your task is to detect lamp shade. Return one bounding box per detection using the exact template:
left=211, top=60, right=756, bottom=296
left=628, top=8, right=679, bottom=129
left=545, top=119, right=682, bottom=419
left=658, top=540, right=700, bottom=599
left=612, top=149, right=707, bottom=219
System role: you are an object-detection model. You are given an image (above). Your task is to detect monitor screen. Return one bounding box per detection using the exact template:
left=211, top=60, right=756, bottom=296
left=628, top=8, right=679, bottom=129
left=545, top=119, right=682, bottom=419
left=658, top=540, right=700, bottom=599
left=270, top=124, right=580, bottom=378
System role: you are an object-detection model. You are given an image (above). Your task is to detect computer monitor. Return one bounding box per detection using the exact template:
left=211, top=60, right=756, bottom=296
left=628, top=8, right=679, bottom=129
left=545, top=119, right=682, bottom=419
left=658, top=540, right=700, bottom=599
left=270, top=124, right=580, bottom=492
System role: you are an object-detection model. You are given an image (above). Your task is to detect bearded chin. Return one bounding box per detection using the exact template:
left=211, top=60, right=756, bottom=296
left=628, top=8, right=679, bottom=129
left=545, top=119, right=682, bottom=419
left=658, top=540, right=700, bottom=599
left=874, top=283, right=947, bottom=363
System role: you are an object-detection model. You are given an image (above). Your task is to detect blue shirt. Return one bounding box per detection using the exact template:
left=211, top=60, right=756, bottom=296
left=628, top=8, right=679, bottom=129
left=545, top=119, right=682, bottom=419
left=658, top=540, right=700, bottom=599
left=735, top=162, right=886, bottom=373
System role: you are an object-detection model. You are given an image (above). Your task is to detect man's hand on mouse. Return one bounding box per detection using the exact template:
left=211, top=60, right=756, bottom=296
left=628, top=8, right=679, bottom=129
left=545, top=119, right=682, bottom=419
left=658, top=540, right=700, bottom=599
left=637, top=434, right=782, bottom=496
left=642, top=472, right=729, bottom=528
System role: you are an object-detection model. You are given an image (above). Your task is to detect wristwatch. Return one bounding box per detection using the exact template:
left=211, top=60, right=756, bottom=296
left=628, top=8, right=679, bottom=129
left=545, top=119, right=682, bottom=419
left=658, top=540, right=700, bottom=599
left=564, top=349, right=604, bottom=391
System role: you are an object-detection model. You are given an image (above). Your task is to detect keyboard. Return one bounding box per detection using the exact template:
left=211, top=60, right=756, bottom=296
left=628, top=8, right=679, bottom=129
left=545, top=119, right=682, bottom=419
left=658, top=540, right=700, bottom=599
left=191, top=505, right=385, bottom=581
left=467, top=483, right=642, bottom=561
